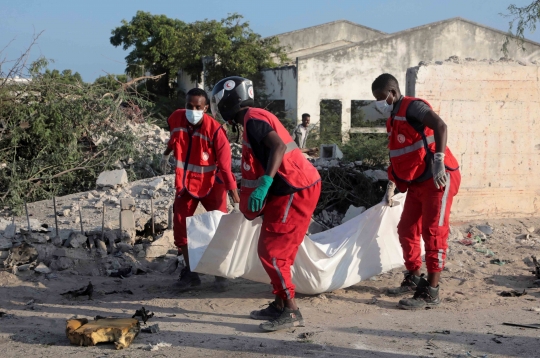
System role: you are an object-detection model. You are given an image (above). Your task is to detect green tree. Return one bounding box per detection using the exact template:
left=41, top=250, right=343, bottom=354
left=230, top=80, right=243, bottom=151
left=109, top=11, right=288, bottom=97
left=42, top=68, right=83, bottom=84
left=503, top=1, right=540, bottom=54
left=93, top=74, right=129, bottom=91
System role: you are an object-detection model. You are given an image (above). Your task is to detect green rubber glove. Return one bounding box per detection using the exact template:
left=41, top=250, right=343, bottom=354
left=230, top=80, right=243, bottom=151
left=248, top=175, right=273, bottom=212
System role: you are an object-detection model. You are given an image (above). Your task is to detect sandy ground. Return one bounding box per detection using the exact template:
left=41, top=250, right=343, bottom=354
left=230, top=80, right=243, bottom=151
left=2, top=215, right=540, bottom=357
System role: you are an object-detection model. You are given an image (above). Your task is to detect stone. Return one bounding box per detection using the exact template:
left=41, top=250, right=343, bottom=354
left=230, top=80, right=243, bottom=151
left=50, top=257, right=74, bottom=271
left=0, top=237, right=13, bottom=250
left=120, top=198, right=136, bottom=211
left=24, top=232, right=49, bottom=244
left=117, top=242, right=132, bottom=253
left=148, top=178, right=164, bottom=191
left=96, top=169, right=128, bottom=189
left=477, top=225, right=493, bottom=236
left=527, top=227, right=536, bottom=233
left=342, top=205, right=367, bottom=224
left=95, top=239, right=108, bottom=258
left=13, top=263, right=33, bottom=275
left=0, top=250, right=9, bottom=259
left=64, top=233, right=88, bottom=249
left=87, top=193, right=95, bottom=200
left=363, top=169, right=388, bottom=182
left=34, top=262, right=52, bottom=274
left=319, top=144, right=343, bottom=159
left=145, top=231, right=175, bottom=258
left=108, top=197, right=120, bottom=205
left=354, top=161, right=363, bottom=166
left=60, top=209, right=71, bottom=217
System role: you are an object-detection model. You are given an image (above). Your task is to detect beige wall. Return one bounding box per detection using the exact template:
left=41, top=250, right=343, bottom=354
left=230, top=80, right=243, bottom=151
left=409, top=60, right=540, bottom=220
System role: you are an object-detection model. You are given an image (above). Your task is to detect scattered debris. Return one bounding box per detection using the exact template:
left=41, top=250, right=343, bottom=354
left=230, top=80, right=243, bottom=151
left=61, top=282, right=94, bottom=300
left=503, top=322, right=540, bottom=329
left=96, top=169, right=128, bottom=189
left=146, top=342, right=172, bottom=351
left=132, top=307, right=154, bottom=324
left=492, top=337, right=502, bottom=344
left=141, top=324, right=160, bottom=333
left=104, top=289, right=134, bottom=295
left=531, top=256, right=540, bottom=279
left=66, top=317, right=140, bottom=349
left=490, top=258, right=513, bottom=266
left=430, top=330, right=451, bottom=334
left=298, top=332, right=315, bottom=339
left=476, top=225, right=493, bottom=236
left=107, top=267, right=133, bottom=278
left=34, top=262, right=51, bottom=274
left=459, top=239, right=474, bottom=246
left=499, top=290, right=527, bottom=297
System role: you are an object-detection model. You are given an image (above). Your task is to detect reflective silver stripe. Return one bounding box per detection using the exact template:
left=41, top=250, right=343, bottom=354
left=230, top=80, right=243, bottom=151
left=438, top=249, right=444, bottom=269
left=439, top=172, right=451, bottom=226
left=242, top=140, right=251, bottom=149
left=394, top=116, right=407, bottom=121
left=272, top=257, right=291, bottom=300
left=282, top=194, right=295, bottom=223
left=193, top=132, right=212, bottom=143
left=241, top=178, right=260, bottom=188
left=285, top=141, right=298, bottom=153
left=176, top=161, right=216, bottom=173
left=389, top=135, right=435, bottom=157
left=171, top=127, right=188, bottom=133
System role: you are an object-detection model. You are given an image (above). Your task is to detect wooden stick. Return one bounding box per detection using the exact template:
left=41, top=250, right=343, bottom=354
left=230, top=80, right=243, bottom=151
left=79, top=205, right=84, bottom=234
left=24, top=201, right=31, bottom=232
left=53, top=197, right=59, bottom=238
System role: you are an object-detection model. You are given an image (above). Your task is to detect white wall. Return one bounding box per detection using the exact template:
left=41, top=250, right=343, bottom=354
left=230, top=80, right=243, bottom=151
left=296, top=18, right=540, bottom=134
left=411, top=61, right=540, bottom=220
left=261, top=66, right=298, bottom=122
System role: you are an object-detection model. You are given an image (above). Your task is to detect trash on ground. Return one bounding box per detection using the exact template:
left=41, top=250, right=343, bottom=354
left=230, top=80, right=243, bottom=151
left=104, top=289, right=134, bottom=295
left=66, top=317, right=140, bottom=349
left=146, top=342, right=172, bottom=351
left=499, top=290, right=527, bottom=297
left=430, top=330, right=450, bottom=334
left=476, top=225, right=493, bottom=235
left=490, top=258, right=512, bottom=266
left=141, top=324, right=160, bottom=333
left=459, top=239, right=474, bottom=246
left=132, top=306, right=154, bottom=324
left=502, top=322, right=540, bottom=329
left=61, top=282, right=94, bottom=300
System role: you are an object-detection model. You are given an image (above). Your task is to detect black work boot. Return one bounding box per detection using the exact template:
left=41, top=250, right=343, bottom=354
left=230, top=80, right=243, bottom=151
left=250, top=301, right=283, bottom=320
left=259, top=307, right=304, bottom=332
left=213, top=276, right=229, bottom=292
left=177, top=267, right=201, bottom=290
left=387, top=273, right=424, bottom=296
left=398, top=277, right=441, bottom=310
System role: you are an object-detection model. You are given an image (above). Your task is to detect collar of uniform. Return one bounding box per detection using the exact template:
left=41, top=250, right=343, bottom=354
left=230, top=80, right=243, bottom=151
left=391, top=95, right=404, bottom=117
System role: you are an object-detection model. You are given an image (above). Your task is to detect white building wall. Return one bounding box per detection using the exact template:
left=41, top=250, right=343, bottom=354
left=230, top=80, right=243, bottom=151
left=261, top=66, right=298, bottom=122
left=296, top=18, right=540, bottom=134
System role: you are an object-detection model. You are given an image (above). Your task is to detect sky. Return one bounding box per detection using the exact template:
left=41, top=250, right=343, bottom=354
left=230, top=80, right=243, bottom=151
left=1, top=0, right=538, bottom=82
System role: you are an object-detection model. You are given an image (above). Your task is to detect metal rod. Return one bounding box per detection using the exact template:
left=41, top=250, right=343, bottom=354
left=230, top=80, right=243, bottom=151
left=53, top=197, right=59, bottom=238
left=150, top=197, right=155, bottom=236
left=168, top=205, right=173, bottom=230
left=24, top=201, right=31, bottom=232
left=101, top=204, right=106, bottom=242
left=79, top=205, right=84, bottom=234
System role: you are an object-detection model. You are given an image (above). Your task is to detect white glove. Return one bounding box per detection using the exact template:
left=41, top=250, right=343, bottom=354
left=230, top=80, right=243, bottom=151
left=160, top=154, right=171, bottom=173
left=384, top=181, right=396, bottom=207
left=432, top=152, right=448, bottom=189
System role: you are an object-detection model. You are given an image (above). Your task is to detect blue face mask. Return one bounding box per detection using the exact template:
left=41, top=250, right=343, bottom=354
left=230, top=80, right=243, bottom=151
left=186, top=109, right=204, bottom=125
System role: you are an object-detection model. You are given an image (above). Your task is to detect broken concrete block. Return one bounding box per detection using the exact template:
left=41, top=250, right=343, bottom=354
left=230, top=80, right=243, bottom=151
left=0, top=250, right=9, bottom=259
left=34, top=262, right=52, bottom=274
left=0, top=237, right=13, bottom=250
left=96, top=169, right=128, bottom=189
left=319, top=144, right=343, bottom=159
left=148, top=178, right=164, bottom=191
left=95, top=239, right=108, bottom=258
left=5, top=243, right=38, bottom=268
left=13, top=263, right=33, bottom=275
left=64, top=233, right=88, bottom=249
left=66, top=318, right=140, bottom=350
left=120, top=198, right=136, bottom=211
left=117, top=242, right=132, bottom=253
left=145, top=231, right=175, bottom=258
left=24, top=232, right=49, bottom=244
left=341, top=205, right=367, bottom=224
left=50, top=257, right=74, bottom=271
left=362, top=169, right=388, bottom=182
left=120, top=211, right=136, bottom=231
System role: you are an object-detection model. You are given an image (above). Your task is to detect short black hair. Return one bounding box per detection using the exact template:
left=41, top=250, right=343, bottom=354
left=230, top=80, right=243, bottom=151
left=186, top=87, right=209, bottom=105
left=301, top=113, right=310, bottom=119
left=371, top=73, right=399, bottom=92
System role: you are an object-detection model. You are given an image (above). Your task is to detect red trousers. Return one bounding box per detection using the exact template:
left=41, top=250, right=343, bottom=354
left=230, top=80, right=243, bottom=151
left=258, top=181, right=321, bottom=300
left=398, top=170, right=461, bottom=273
left=173, top=183, right=228, bottom=248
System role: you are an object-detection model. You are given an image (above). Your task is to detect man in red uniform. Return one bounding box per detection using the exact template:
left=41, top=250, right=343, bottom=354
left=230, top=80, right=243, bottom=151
left=161, top=87, right=240, bottom=290
left=210, top=77, right=321, bottom=331
left=372, top=73, right=461, bottom=310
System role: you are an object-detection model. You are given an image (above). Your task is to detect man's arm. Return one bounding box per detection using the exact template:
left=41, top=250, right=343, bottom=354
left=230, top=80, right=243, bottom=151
left=262, top=131, right=287, bottom=178
left=213, top=127, right=240, bottom=202
left=421, top=111, right=447, bottom=154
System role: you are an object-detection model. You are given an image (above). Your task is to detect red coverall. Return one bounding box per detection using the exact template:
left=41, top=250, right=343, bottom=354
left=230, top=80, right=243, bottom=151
left=240, top=108, right=321, bottom=300
left=387, top=97, right=460, bottom=273
left=168, top=110, right=237, bottom=249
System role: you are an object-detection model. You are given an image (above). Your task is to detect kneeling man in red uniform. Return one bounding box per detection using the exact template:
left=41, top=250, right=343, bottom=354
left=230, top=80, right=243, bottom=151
left=372, top=73, right=461, bottom=309
left=211, top=77, right=321, bottom=331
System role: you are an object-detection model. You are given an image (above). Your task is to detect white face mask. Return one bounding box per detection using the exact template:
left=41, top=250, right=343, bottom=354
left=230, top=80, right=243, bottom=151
left=186, top=109, right=204, bottom=125
left=375, top=92, right=393, bottom=115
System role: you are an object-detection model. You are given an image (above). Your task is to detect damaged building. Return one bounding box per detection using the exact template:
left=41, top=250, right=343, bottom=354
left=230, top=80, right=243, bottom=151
left=179, top=17, right=540, bottom=137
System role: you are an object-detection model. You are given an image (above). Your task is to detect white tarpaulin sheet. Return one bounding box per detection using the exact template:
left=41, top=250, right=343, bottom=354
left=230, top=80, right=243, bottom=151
left=187, top=193, right=408, bottom=295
